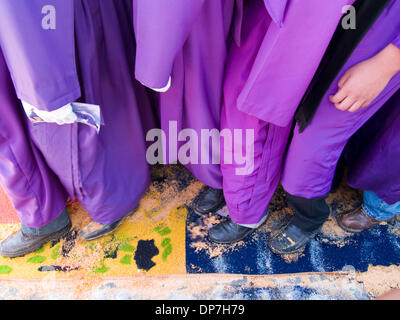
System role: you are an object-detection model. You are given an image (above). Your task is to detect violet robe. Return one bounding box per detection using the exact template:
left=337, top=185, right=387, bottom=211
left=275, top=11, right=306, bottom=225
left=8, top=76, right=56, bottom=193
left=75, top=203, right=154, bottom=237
left=133, top=0, right=235, bottom=189
left=346, top=89, right=400, bottom=205
left=221, top=0, right=355, bottom=224
left=0, top=49, right=68, bottom=228
left=0, top=0, right=153, bottom=227
left=282, top=0, right=400, bottom=199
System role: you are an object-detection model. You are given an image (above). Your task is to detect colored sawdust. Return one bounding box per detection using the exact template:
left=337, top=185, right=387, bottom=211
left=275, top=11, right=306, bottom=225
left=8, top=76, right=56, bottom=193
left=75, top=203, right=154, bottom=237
left=356, top=264, right=400, bottom=298
left=0, top=165, right=399, bottom=300
left=0, top=166, right=190, bottom=282
left=130, top=166, right=203, bottom=225
left=387, top=216, right=400, bottom=237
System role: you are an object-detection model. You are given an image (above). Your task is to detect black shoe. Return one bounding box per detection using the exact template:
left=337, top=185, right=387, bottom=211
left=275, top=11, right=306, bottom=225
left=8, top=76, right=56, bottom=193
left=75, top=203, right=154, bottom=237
left=208, top=219, right=255, bottom=244
left=268, top=222, right=319, bottom=255
left=0, top=223, right=72, bottom=258
left=193, top=187, right=225, bottom=215
left=80, top=210, right=135, bottom=241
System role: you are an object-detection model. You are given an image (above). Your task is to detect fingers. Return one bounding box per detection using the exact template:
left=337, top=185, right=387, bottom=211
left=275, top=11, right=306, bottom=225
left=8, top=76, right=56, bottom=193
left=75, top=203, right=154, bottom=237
left=329, top=88, right=347, bottom=105
left=348, top=100, right=364, bottom=113
left=334, top=96, right=356, bottom=111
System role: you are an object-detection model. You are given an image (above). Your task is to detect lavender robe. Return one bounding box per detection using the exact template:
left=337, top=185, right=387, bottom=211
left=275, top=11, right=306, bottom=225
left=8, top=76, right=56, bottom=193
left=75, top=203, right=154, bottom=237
left=221, top=0, right=355, bottom=224
left=133, top=0, right=235, bottom=189
left=0, top=0, right=153, bottom=227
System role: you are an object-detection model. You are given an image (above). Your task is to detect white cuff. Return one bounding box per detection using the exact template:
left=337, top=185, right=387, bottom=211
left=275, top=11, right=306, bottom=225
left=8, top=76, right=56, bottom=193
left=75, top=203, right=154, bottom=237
left=149, top=76, right=172, bottom=93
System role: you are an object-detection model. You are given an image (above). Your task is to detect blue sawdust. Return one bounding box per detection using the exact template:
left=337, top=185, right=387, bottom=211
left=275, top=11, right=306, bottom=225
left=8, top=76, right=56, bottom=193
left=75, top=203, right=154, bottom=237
left=186, top=208, right=400, bottom=275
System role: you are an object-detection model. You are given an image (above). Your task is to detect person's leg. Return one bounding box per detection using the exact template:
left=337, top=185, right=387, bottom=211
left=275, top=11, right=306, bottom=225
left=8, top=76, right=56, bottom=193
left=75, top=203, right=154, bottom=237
left=24, top=0, right=152, bottom=241
left=272, top=78, right=400, bottom=254
left=71, top=0, right=152, bottom=240
left=270, top=3, right=400, bottom=254
left=0, top=50, right=70, bottom=257
left=208, top=1, right=293, bottom=243
left=271, top=76, right=400, bottom=254
left=161, top=0, right=234, bottom=215
left=338, top=191, right=400, bottom=233
left=363, top=191, right=400, bottom=221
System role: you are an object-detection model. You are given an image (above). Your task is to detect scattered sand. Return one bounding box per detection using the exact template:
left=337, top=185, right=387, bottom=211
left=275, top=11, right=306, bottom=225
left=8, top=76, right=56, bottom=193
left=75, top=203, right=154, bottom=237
left=356, top=264, right=400, bottom=298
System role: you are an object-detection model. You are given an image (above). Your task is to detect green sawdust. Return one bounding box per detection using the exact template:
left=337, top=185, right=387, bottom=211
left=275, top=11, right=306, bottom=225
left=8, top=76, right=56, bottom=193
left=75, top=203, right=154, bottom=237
left=161, top=238, right=171, bottom=247
left=162, top=244, right=173, bottom=261
left=113, top=233, right=135, bottom=244
left=0, top=265, right=12, bottom=274
left=120, top=255, right=132, bottom=265
left=51, top=245, right=61, bottom=260
left=93, top=265, right=109, bottom=274
left=119, top=244, right=135, bottom=253
left=34, top=247, right=45, bottom=254
left=27, top=256, right=46, bottom=264
left=154, top=225, right=171, bottom=236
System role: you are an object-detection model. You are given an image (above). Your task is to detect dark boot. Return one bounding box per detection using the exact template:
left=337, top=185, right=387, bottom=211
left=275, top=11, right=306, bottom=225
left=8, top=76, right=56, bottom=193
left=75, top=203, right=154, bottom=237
left=0, top=223, right=71, bottom=258
left=80, top=209, right=135, bottom=241
left=193, top=187, right=225, bottom=215
left=208, top=219, right=255, bottom=244
left=268, top=221, right=320, bottom=255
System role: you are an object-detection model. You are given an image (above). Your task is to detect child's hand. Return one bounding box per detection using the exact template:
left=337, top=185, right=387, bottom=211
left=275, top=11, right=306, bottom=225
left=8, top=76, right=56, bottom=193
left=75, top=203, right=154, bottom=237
left=330, top=44, right=400, bottom=112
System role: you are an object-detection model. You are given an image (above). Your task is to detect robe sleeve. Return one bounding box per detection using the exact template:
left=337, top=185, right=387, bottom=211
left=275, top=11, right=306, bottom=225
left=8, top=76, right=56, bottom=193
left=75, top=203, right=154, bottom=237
left=133, top=0, right=205, bottom=89
left=0, top=0, right=80, bottom=112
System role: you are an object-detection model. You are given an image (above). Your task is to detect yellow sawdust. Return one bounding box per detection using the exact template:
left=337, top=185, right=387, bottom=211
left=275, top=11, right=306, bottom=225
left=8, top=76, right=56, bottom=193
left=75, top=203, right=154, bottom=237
left=0, top=194, right=187, bottom=280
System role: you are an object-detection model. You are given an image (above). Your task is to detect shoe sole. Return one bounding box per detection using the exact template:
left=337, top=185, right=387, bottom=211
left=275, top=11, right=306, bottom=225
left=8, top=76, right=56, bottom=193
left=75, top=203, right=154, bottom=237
left=0, top=223, right=72, bottom=258
left=268, top=242, right=307, bottom=256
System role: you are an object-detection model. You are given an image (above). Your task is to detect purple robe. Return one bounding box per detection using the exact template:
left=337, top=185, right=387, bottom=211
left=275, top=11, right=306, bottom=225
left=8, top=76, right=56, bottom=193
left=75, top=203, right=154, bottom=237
left=0, top=0, right=153, bottom=227
left=282, top=0, right=400, bottom=199
left=221, top=0, right=355, bottom=224
left=346, top=89, right=400, bottom=205
left=133, top=0, right=235, bottom=189
left=0, top=50, right=68, bottom=228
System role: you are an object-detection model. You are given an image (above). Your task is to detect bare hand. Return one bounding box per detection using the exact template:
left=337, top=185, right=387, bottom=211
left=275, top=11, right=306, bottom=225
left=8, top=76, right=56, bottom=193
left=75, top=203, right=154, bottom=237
left=330, top=44, right=400, bottom=112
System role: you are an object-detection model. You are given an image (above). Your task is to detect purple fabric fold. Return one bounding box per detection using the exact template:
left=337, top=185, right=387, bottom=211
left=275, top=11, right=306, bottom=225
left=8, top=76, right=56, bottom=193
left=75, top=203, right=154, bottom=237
left=263, top=0, right=288, bottom=27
